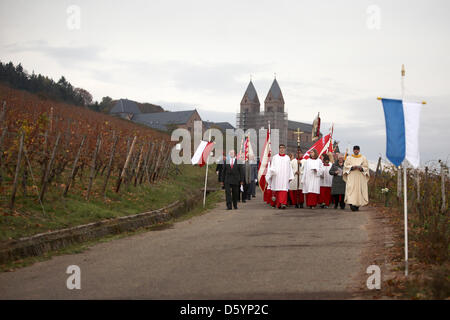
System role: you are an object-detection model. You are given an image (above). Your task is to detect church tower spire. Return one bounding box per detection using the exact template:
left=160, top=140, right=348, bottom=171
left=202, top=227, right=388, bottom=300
left=240, top=80, right=260, bottom=113
left=264, top=78, right=284, bottom=113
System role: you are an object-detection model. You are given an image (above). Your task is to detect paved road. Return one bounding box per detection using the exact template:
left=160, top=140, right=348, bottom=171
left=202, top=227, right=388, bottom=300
left=0, top=191, right=369, bottom=299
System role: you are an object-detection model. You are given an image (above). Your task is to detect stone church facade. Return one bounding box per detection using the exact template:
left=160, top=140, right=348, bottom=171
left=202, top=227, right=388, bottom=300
left=236, top=79, right=318, bottom=155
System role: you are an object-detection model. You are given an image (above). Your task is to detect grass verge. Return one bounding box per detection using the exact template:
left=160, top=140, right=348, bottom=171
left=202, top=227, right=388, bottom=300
left=1, top=164, right=218, bottom=241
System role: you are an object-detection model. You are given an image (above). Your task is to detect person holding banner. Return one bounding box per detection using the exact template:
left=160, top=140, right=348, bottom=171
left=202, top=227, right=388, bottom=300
left=301, top=149, right=322, bottom=209
left=289, top=151, right=305, bottom=208
left=265, top=144, right=294, bottom=209
left=343, top=146, right=370, bottom=211
left=248, top=155, right=258, bottom=199
left=265, top=180, right=275, bottom=207
left=241, top=152, right=251, bottom=203
left=220, top=150, right=244, bottom=210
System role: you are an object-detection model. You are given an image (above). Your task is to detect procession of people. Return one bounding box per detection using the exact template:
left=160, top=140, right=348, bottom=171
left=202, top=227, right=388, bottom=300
left=263, top=144, right=369, bottom=211
left=217, top=141, right=370, bottom=212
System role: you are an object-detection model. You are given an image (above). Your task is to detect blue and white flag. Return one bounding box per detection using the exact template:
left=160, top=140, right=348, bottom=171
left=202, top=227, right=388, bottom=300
left=380, top=98, right=422, bottom=168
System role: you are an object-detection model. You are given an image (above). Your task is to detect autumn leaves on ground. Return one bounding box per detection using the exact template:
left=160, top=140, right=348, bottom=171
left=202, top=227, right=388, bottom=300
left=0, top=84, right=214, bottom=242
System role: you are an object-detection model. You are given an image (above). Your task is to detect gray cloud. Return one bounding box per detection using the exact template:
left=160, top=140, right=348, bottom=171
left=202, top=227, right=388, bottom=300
left=2, top=40, right=264, bottom=98
left=1, top=0, right=449, bottom=168
left=3, top=40, right=104, bottom=65
left=171, top=61, right=267, bottom=94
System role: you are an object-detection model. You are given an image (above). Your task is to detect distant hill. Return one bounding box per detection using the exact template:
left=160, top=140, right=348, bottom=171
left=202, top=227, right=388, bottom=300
left=136, top=102, right=165, bottom=113
left=0, top=83, right=170, bottom=142
left=0, top=61, right=166, bottom=116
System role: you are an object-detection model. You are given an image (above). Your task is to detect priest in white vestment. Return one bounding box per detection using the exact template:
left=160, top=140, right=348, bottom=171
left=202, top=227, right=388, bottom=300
left=265, top=144, right=294, bottom=209
left=343, top=145, right=370, bottom=211
left=301, top=149, right=322, bottom=209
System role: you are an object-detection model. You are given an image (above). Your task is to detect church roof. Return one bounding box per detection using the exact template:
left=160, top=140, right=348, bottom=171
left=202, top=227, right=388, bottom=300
left=132, top=110, right=198, bottom=131
left=287, top=120, right=313, bottom=133
left=242, top=81, right=259, bottom=104
left=110, top=99, right=141, bottom=114
left=266, top=78, right=283, bottom=101
left=203, top=121, right=235, bottom=131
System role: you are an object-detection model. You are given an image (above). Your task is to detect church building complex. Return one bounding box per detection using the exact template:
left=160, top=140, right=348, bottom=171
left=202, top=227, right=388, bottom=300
left=236, top=79, right=319, bottom=154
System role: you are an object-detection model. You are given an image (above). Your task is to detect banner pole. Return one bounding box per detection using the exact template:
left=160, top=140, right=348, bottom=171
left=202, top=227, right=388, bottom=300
left=203, top=130, right=212, bottom=208
left=404, top=160, right=408, bottom=276
left=401, top=64, right=409, bottom=276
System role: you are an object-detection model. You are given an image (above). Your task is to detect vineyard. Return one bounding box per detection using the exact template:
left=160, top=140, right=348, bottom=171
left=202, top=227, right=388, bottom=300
left=0, top=84, right=206, bottom=241
left=369, top=161, right=449, bottom=298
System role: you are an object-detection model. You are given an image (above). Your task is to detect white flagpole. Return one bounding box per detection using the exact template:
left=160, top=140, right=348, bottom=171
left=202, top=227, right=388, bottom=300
left=238, top=134, right=245, bottom=159
left=401, top=64, right=409, bottom=276
left=265, top=121, right=271, bottom=192
left=203, top=130, right=212, bottom=208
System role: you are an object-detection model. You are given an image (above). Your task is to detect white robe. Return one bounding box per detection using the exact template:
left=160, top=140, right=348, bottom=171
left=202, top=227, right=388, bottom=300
left=320, top=163, right=333, bottom=187
left=301, top=158, right=321, bottom=194
left=265, top=154, right=294, bottom=191
left=289, top=158, right=305, bottom=190
left=343, top=154, right=370, bottom=207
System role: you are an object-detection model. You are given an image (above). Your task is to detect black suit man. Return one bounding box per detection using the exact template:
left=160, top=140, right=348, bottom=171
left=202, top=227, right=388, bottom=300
left=220, top=150, right=244, bottom=210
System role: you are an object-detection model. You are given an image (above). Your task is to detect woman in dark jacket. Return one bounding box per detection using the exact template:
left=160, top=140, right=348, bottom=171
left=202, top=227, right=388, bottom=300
left=329, top=155, right=346, bottom=209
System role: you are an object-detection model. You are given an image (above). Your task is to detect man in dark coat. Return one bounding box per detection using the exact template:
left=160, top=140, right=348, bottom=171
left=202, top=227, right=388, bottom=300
left=240, top=153, right=249, bottom=203
left=329, top=154, right=346, bottom=209
left=220, top=150, right=244, bottom=210
left=242, top=154, right=257, bottom=201
left=215, top=154, right=226, bottom=189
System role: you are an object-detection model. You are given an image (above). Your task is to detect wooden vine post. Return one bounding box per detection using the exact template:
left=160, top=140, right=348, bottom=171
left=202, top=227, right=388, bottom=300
left=116, top=135, right=137, bottom=193
left=151, top=142, right=165, bottom=182
left=134, top=144, right=145, bottom=186
left=9, top=132, right=24, bottom=209
left=161, top=144, right=173, bottom=179
left=39, top=132, right=61, bottom=202
left=0, top=101, right=7, bottom=185
left=139, top=141, right=153, bottom=185
left=128, top=143, right=141, bottom=186
left=440, top=160, right=447, bottom=213
left=63, top=135, right=86, bottom=197
left=102, top=133, right=118, bottom=198
left=86, top=135, right=102, bottom=201
left=146, top=141, right=158, bottom=184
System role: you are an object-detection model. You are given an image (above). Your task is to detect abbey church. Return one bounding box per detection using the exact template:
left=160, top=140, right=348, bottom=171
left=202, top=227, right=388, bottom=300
left=237, top=79, right=318, bottom=154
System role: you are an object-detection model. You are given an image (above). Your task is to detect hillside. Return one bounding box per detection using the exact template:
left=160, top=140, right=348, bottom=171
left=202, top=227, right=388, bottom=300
left=0, top=83, right=220, bottom=244
left=0, top=83, right=169, bottom=140
left=0, top=82, right=173, bottom=213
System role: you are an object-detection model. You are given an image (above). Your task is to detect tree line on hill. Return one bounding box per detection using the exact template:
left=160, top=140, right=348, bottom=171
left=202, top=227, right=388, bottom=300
left=0, top=60, right=113, bottom=112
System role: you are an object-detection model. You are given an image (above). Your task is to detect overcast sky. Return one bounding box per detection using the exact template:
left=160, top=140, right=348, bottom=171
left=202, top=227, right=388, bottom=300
left=1, top=0, right=449, bottom=165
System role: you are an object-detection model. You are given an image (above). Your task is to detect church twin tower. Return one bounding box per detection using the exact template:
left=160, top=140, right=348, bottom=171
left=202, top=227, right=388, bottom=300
left=240, top=79, right=285, bottom=114
left=237, top=78, right=288, bottom=146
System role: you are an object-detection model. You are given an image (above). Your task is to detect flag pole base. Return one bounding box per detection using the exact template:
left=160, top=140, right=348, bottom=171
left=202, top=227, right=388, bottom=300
left=405, top=260, right=408, bottom=277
